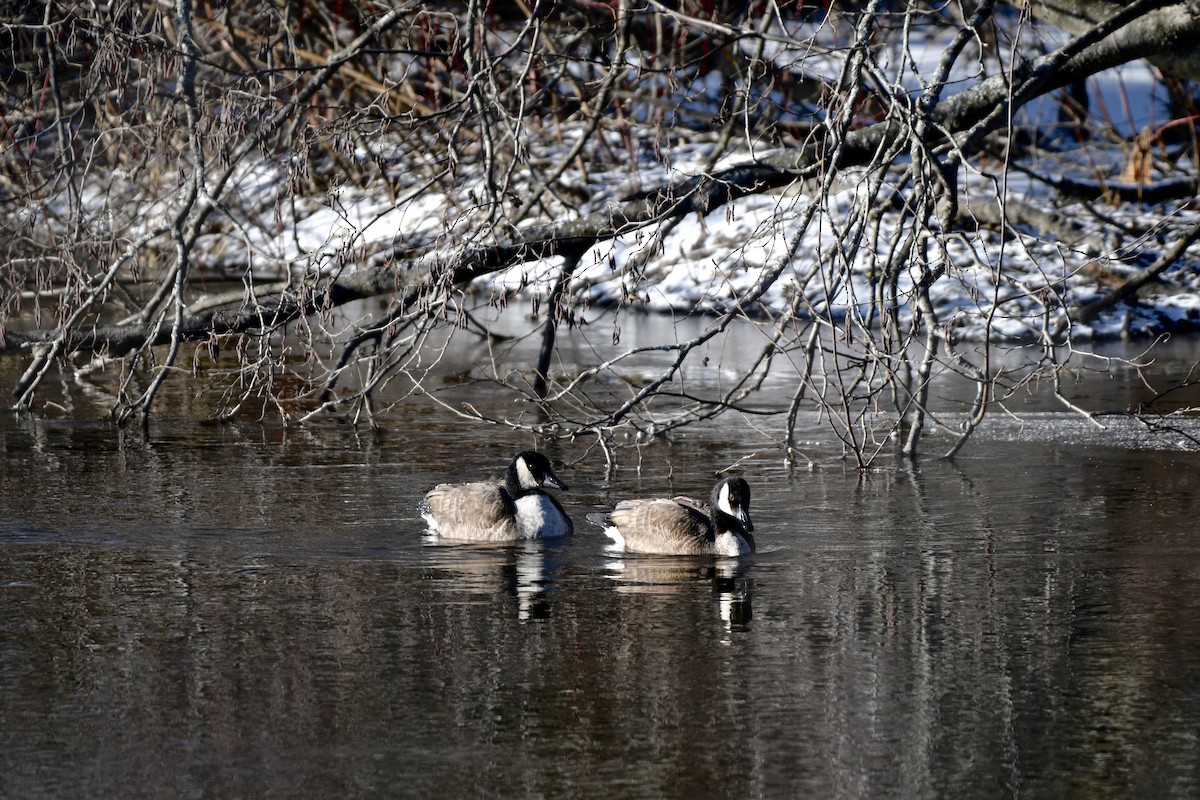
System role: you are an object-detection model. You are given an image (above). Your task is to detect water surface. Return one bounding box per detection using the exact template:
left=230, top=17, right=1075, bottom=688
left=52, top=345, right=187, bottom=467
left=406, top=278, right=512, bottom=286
left=2, top=328, right=1200, bottom=798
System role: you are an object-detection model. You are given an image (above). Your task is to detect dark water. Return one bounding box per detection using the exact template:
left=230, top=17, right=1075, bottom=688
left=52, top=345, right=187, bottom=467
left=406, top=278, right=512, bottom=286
left=2, top=323, right=1200, bottom=798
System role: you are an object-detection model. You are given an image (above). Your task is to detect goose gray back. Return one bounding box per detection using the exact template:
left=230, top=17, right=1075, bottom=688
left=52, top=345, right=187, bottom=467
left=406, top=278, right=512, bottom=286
left=606, top=476, right=754, bottom=556
left=422, top=451, right=573, bottom=541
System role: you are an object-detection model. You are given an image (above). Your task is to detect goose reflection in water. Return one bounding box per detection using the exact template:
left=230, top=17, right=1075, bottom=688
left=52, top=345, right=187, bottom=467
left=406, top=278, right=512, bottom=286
left=422, top=538, right=561, bottom=621
left=604, top=557, right=753, bottom=629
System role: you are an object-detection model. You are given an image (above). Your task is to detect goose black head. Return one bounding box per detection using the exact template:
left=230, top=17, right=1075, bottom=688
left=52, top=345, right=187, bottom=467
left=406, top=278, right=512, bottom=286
left=711, top=476, right=753, bottom=534
left=508, top=451, right=568, bottom=494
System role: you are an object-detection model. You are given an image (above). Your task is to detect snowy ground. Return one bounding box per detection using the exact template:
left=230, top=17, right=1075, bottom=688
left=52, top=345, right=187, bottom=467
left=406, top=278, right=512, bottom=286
left=187, top=12, right=1200, bottom=344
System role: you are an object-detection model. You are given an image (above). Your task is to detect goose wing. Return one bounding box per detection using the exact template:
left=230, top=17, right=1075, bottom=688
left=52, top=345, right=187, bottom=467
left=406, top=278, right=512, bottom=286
left=610, top=497, right=715, bottom=555
left=671, top=495, right=709, bottom=516
left=423, top=481, right=519, bottom=541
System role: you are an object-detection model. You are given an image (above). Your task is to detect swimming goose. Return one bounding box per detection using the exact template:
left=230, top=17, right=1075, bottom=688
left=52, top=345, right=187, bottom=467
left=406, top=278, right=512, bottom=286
left=422, top=451, right=573, bottom=541
left=605, top=476, right=755, bottom=556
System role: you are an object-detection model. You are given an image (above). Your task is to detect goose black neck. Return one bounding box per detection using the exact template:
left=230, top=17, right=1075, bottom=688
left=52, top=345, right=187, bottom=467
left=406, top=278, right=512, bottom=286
left=739, top=529, right=757, bottom=552
left=504, top=464, right=531, bottom=499
left=711, top=507, right=745, bottom=535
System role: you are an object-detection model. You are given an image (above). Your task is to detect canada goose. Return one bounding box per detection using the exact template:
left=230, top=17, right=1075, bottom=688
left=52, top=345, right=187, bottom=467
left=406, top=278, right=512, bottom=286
left=605, top=476, right=755, bottom=556
left=422, top=451, right=573, bottom=541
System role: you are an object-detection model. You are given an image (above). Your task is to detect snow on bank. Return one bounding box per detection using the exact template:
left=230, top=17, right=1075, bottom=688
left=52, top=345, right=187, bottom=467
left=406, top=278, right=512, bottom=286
left=179, top=14, right=1200, bottom=344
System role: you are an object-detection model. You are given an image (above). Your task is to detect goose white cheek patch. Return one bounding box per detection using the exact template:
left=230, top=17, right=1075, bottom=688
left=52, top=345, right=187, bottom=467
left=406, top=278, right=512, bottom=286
left=718, top=483, right=736, bottom=517
left=516, top=457, right=538, bottom=489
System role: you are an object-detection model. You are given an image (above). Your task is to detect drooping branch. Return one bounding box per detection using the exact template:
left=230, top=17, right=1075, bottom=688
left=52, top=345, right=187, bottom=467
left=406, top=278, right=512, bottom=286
left=8, top=0, right=1200, bottom=414
left=6, top=5, right=414, bottom=406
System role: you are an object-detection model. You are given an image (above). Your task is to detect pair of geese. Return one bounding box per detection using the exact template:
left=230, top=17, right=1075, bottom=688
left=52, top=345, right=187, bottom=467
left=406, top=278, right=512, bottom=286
left=422, top=450, right=755, bottom=557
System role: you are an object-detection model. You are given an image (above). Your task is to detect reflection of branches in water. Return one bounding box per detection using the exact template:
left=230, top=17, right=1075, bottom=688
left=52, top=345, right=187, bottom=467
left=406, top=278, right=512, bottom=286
left=1091, top=352, right=1200, bottom=449
left=1135, top=357, right=1200, bottom=412
left=1093, top=411, right=1200, bottom=450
